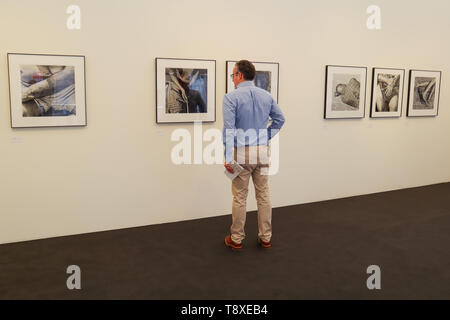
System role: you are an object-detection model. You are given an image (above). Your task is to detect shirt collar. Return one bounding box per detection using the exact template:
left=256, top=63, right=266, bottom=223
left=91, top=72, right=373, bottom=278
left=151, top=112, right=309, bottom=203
left=236, top=81, right=254, bottom=89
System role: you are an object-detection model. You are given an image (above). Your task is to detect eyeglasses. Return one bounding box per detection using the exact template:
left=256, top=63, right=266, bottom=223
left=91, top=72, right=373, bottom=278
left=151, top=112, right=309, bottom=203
left=230, top=72, right=240, bottom=80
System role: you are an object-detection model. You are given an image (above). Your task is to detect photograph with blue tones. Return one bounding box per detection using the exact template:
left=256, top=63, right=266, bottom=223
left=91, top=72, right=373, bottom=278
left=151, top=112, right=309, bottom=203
left=7, top=53, right=86, bottom=128
left=20, top=65, right=76, bottom=117
left=165, top=68, right=207, bottom=114
left=156, top=58, right=216, bottom=123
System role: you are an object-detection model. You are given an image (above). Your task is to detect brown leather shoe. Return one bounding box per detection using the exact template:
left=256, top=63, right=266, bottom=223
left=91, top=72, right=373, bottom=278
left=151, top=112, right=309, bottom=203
left=225, top=235, right=242, bottom=250
left=257, top=237, right=271, bottom=248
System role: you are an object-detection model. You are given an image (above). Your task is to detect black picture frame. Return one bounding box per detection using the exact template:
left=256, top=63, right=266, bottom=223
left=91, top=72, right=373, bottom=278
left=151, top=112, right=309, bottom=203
left=155, top=57, right=216, bottom=124
left=7, top=53, right=87, bottom=129
left=369, top=67, right=405, bottom=118
left=406, top=69, right=441, bottom=117
left=324, top=65, right=367, bottom=119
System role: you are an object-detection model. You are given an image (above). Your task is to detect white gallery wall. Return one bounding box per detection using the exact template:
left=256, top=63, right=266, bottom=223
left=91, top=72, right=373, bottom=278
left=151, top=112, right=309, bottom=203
left=1, top=0, right=449, bottom=244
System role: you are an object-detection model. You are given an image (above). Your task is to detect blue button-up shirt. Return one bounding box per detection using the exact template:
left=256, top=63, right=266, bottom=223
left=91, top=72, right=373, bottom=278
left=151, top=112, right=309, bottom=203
left=222, top=81, right=285, bottom=162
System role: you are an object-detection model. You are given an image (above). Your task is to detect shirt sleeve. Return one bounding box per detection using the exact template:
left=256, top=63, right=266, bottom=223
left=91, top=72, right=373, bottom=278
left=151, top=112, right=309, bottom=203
left=222, top=94, right=236, bottom=163
left=268, top=98, right=285, bottom=140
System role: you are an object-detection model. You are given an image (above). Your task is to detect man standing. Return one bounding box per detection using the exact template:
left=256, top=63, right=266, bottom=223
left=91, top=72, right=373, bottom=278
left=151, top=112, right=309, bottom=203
left=223, top=60, right=285, bottom=251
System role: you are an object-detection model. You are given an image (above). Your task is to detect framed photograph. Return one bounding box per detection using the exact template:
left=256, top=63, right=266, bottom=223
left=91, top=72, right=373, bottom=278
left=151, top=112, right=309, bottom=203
left=324, top=65, right=367, bottom=119
left=156, top=58, right=216, bottom=123
left=226, top=61, right=279, bottom=102
left=407, top=70, right=441, bottom=117
left=7, top=53, right=86, bottom=128
left=370, top=68, right=405, bottom=118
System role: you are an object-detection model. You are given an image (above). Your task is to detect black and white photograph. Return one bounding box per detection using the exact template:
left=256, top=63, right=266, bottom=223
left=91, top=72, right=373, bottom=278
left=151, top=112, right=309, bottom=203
left=370, top=68, right=405, bottom=118
left=407, top=70, right=441, bottom=117
left=324, top=65, right=367, bottom=119
left=226, top=61, right=279, bottom=102
left=156, top=58, right=216, bottom=123
left=332, top=74, right=361, bottom=110
left=7, top=53, right=86, bottom=128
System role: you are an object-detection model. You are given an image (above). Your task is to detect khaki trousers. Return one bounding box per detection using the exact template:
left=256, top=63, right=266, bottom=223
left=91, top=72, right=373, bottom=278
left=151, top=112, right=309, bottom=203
left=230, top=145, right=272, bottom=244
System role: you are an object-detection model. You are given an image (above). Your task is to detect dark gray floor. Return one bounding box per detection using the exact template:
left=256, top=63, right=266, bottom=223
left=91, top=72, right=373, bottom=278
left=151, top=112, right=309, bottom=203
left=1, top=182, right=449, bottom=299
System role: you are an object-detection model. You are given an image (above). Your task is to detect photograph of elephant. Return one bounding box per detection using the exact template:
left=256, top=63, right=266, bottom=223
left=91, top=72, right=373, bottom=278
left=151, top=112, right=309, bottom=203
left=407, top=70, right=441, bottom=117
left=20, top=65, right=76, bottom=117
left=165, top=68, right=207, bottom=114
